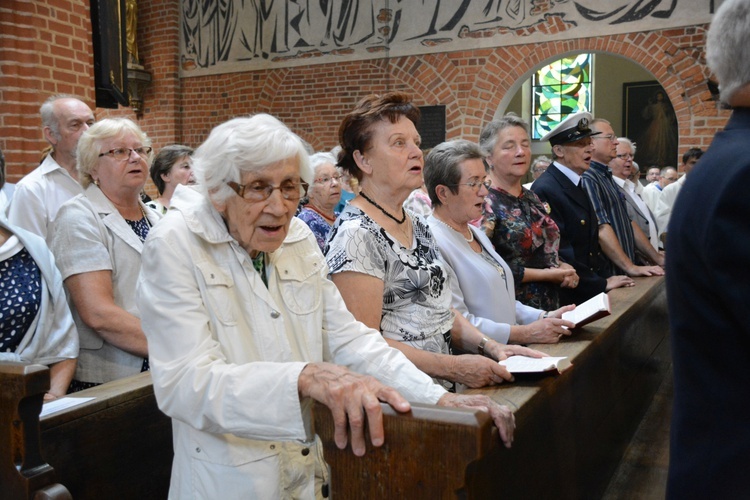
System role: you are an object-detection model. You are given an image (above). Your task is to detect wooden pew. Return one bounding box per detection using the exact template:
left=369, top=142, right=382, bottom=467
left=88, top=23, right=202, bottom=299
left=314, top=401, right=498, bottom=499
left=38, top=372, right=173, bottom=499
left=1, top=275, right=668, bottom=499
left=1, top=366, right=173, bottom=498
left=0, top=363, right=71, bottom=500
left=316, top=276, right=670, bottom=498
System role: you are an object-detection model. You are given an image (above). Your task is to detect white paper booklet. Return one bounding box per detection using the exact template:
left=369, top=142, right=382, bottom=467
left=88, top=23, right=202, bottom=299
left=41, top=397, right=95, bottom=417
left=561, top=292, right=611, bottom=328
left=499, top=356, right=572, bottom=374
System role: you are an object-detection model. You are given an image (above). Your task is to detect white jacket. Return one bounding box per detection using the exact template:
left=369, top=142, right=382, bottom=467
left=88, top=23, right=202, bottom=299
left=137, top=186, right=446, bottom=499
left=655, top=174, right=686, bottom=237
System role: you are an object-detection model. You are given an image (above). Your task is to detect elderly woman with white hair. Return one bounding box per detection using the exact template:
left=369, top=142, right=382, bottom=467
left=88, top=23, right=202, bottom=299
left=136, top=113, right=519, bottom=499
left=296, top=151, right=341, bottom=250
left=50, top=118, right=159, bottom=391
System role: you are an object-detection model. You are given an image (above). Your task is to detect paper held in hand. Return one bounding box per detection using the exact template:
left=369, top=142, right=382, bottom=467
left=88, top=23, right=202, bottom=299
left=499, top=356, right=572, bottom=374
left=561, top=291, right=611, bottom=328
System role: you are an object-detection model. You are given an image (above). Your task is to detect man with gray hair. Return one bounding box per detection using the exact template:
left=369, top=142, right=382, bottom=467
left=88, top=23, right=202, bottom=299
left=667, top=0, right=750, bottom=496
left=8, top=95, right=95, bottom=241
left=522, top=155, right=550, bottom=189
left=583, top=118, right=664, bottom=275
left=608, top=137, right=660, bottom=251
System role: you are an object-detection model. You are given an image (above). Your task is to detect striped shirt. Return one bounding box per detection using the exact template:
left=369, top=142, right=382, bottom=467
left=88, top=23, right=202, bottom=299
left=581, top=161, right=636, bottom=274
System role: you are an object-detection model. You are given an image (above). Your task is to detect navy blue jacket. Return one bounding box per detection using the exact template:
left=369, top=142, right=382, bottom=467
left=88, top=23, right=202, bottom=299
left=666, top=107, right=750, bottom=498
left=531, top=163, right=610, bottom=306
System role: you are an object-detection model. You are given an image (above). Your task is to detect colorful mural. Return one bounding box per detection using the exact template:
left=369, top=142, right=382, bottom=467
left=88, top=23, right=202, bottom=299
left=180, top=0, right=714, bottom=76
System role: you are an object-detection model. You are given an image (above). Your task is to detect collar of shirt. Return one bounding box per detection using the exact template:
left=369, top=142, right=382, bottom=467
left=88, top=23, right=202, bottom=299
left=552, top=162, right=582, bottom=186
left=611, top=175, right=633, bottom=192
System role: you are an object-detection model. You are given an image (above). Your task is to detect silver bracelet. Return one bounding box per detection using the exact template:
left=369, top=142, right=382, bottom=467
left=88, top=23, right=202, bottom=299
left=478, top=336, right=490, bottom=356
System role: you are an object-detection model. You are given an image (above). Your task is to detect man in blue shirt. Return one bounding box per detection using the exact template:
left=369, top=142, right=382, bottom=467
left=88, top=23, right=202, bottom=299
left=582, top=118, right=664, bottom=276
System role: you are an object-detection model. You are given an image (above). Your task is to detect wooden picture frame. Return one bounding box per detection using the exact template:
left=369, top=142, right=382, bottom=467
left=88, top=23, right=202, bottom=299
left=91, top=0, right=128, bottom=108
left=622, top=81, right=678, bottom=169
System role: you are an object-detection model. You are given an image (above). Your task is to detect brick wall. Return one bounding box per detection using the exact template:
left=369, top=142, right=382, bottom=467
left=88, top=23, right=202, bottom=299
left=179, top=24, right=729, bottom=168
left=0, top=0, right=94, bottom=183
left=0, top=0, right=731, bottom=187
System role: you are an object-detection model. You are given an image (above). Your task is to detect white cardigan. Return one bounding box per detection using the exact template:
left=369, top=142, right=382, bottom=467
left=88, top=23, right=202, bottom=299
left=427, top=216, right=542, bottom=344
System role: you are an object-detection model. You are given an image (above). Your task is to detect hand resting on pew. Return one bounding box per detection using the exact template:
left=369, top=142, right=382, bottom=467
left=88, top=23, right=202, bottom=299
left=298, top=362, right=411, bottom=457
left=298, top=362, right=518, bottom=454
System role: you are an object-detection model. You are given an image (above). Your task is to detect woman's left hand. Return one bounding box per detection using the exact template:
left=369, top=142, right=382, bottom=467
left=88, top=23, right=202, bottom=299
left=486, top=342, right=548, bottom=361
left=545, top=304, right=576, bottom=319
left=437, top=393, right=516, bottom=448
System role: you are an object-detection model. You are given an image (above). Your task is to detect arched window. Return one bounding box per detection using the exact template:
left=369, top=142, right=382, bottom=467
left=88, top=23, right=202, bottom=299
left=531, top=54, right=592, bottom=140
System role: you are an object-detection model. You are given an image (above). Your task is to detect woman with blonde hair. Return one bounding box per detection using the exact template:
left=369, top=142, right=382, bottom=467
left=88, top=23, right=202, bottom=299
left=51, top=118, right=159, bottom=391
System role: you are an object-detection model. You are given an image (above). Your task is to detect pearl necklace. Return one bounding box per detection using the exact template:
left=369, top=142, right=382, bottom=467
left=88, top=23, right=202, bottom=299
left=432, top=215, right=474, bottom=242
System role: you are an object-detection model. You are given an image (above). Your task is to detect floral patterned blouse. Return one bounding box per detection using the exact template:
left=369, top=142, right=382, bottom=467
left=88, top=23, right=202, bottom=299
left=482, top=186, right=562, bottom=310
left=296, top=206, right=337, bottom=251
left=325, top=205, right=455, bottom=391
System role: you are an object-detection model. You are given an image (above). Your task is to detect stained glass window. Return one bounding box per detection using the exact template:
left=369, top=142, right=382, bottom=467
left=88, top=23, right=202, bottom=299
left=531, top=54, right=592, bottom=140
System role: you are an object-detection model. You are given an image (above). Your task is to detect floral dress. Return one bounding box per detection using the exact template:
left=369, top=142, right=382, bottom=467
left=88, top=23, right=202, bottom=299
left=482, top=186, right=562, bottom=310
left=296, top=207, right=337, bottom=251
left=325, top=205, right=455, bottom=391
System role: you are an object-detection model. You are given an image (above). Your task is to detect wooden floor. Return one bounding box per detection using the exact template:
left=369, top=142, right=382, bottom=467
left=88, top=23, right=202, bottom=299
left=602, top=366, right=673, bottom=499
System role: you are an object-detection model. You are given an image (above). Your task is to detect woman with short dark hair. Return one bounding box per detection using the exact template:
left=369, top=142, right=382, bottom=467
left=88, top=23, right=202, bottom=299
left=147, top=144, right=194, bottom=214
left=424, top=139, right=574, bottom=345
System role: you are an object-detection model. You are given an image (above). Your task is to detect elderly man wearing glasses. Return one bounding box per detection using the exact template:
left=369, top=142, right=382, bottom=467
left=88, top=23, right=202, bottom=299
left=582, top=118, right=664, bottom=276
left=608, top=137, right=661, bottom=252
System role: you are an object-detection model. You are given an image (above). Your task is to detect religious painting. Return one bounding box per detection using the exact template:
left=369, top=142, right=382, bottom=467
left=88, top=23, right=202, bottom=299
left=623, top=81, right=678, bottom=169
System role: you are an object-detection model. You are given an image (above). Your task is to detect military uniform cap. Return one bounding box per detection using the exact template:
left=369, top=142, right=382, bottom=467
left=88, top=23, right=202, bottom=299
left=541, top=112, right=601, bottom=146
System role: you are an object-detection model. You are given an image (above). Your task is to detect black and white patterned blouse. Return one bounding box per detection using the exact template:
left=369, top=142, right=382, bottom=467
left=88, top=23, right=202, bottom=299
left=325, top=205, right=455, bottom=391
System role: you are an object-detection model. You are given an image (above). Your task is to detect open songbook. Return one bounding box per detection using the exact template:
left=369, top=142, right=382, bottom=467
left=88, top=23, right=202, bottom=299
left=562, top=292, right=611, bottom=328
left=499, top=356, right=572, bottom=374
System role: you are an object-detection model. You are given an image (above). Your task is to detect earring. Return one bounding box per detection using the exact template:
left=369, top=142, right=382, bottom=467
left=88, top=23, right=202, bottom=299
left=94, top=178, right=100, bottom=186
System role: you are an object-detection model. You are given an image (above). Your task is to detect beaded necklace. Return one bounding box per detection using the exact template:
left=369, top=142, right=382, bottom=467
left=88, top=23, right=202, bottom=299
left=360, top=191, right=407, bottom=224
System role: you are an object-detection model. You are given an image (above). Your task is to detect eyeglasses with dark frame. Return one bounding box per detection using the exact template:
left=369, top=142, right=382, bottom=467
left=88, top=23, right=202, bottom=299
left=98, top=147, right=153, bottom=161
left=227, top=179, right=309, bottom=203
left=448, top=177, right=492, bottom=192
